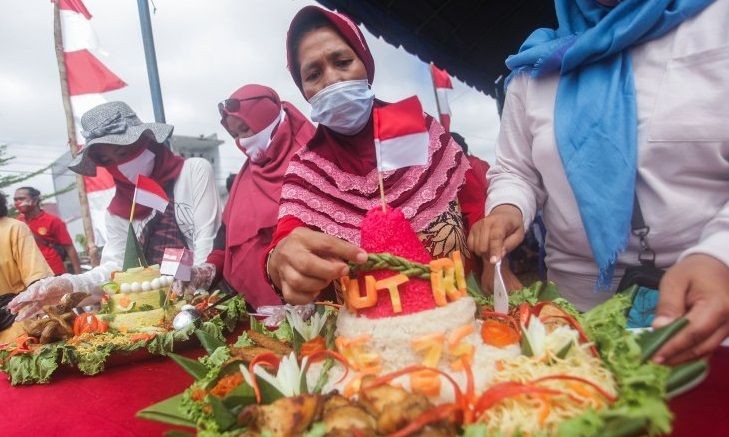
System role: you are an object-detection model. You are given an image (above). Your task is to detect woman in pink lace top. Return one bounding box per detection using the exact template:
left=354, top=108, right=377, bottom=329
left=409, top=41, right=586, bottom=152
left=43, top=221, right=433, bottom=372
left=265, top=6, right=519, bottom=306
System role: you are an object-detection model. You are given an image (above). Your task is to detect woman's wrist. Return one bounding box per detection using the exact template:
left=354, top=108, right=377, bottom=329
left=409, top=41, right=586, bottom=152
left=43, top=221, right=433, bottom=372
left=265, top=246, right=284, bottom=300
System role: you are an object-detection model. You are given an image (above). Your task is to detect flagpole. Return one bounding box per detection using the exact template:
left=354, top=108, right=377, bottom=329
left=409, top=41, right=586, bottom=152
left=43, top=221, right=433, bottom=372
left=129, top=188, right=138, bottom=224
left=378, top=172, right=387, bottom=213
left=137, top=0, right=166, bottom=124
left=53, top=2, right=99, bottom=266
left=373, top=113, right=387, bottom=212
left=429, top=63, right=443, bottom=123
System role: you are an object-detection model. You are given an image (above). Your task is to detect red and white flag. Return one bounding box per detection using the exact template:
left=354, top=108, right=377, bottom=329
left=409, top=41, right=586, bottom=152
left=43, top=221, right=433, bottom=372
left=373, top=96, right=429, bottom=172
left=135, top=175, right=169, bottom=213
left=56, top=0, right=126, bottom=244
left=430, top=64, right=453, bottom=131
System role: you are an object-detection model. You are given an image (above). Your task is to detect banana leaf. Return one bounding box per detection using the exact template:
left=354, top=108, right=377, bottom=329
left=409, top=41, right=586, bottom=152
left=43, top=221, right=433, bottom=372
left=196, top=329, right=225, bottom=354
left=136, top=394, right=195, bottom=428
left=167, top=353, right=208, bottom=380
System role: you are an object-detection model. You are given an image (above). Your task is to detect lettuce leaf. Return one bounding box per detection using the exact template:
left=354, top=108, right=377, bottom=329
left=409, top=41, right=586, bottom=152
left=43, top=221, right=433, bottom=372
left=565, top=292, right=672, bottom=436
left=3, top=343, right=62, bottom=385
left=0, top=296, right=246, bottom=385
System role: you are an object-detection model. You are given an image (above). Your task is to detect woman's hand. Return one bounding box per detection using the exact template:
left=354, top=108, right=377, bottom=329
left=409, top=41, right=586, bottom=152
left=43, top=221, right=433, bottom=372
left=268, top=228, right=368, bottom=305
left=652, top=254, right=729, bottom=365
left=172, top=263, right=217, bottom=297
left=9, top=276, right=74, bottom=320
left=468, top=204, right=525, bottom=263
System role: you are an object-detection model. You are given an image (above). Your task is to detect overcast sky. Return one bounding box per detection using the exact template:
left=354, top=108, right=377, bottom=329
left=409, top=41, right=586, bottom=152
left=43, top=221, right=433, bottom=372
left=0, top=0, right=501, bottom=200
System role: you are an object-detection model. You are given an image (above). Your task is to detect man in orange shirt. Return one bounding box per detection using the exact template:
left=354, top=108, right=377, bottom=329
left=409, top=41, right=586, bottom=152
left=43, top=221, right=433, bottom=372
left=13, top=187, right=81, bottom=275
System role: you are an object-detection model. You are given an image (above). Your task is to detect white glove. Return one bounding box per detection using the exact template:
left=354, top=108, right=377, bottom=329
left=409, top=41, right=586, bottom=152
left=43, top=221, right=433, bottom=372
left=172, top=263, right=217, bottom=296
left=9, top=276, right=74, bottom=321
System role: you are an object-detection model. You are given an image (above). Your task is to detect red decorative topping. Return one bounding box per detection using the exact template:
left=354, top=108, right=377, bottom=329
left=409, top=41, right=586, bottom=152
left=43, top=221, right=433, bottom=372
left=357, top=207, right=436, bottom=318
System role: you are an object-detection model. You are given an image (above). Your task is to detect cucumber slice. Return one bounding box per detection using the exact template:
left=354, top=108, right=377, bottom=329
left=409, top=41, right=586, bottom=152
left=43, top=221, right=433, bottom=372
left=101, top=282, right=120, bottom=294
left=116, top=301, right=137, bottom=313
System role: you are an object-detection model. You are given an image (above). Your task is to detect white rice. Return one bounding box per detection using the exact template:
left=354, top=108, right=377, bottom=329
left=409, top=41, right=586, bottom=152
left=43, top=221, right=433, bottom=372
left=308, top=296, right=520, bottom=404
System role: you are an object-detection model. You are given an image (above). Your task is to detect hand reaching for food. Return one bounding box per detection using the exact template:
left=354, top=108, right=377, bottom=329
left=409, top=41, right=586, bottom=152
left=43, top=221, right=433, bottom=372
left=267, top=227, right=368, bottom=305
left=468, top=204, right=525, bottom=264
left=171, top=262, right=217, bottom=296
left=9, top=276, right=74, bottom=321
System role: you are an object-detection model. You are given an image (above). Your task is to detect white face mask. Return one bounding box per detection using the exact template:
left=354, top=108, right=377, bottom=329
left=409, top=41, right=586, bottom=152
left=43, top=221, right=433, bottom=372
left=309, top=79, right=374, bottom=136
left=235, top=109, right=284, bottom=163
left=115, top=148, right=156, bottom=184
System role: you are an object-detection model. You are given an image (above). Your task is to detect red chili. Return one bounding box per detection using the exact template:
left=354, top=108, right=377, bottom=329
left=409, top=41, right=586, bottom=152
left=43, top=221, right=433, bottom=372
left=300, top=336, right=326, bottom=359
left=247, top=352, right=281, bottom=404
left=533, top=302, right=599, bottom=356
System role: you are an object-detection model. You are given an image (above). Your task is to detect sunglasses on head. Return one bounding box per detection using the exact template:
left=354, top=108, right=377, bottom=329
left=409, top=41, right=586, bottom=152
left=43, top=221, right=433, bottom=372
left=218, top=99, right=242, bottom=116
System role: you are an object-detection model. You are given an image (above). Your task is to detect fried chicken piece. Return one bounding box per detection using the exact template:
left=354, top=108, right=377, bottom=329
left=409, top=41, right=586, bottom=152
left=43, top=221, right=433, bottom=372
left=358, top=383, right=411, bottom=417
left=229, top=346, right=286, bottom=364
left=359, top=383, right=456, bottom=435
left=322, top=394, right=377, bottom=435
left=245, top=330, right=292, bottom=355
left=238, top=394, right=324, bottom=437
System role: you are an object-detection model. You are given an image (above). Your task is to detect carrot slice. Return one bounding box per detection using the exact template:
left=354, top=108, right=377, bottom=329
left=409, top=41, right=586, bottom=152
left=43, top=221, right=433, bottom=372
left=481, top=319, right=520, bottom=347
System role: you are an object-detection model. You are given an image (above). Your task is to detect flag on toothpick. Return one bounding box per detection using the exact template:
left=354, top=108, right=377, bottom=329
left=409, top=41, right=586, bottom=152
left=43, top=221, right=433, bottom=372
left=430, top=64, right=453, bottom=131
left=134, top=175, right=169, bottom=213
left=160, top=248, right=194, bottom=281
left=373, top=96, right=429, bottom=172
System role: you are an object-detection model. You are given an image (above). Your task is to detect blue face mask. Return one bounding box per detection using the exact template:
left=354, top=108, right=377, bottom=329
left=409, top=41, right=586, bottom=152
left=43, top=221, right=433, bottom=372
left=309, top=79, right=375, bottom=136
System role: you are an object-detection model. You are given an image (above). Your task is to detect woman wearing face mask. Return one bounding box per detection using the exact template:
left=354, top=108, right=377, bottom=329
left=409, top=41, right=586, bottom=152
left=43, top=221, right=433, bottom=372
left=9, top=101, right=222, bottom=320
left=191, top=85, right=314, bottom=309
left=265, top=6, right=519, bottom=306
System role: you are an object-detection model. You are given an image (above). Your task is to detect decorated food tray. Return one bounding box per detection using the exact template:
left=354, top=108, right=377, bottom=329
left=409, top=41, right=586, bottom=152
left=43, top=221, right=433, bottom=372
left=138, top=208, right=708, bottom=436
left=0, top=265, right=247, bottom=385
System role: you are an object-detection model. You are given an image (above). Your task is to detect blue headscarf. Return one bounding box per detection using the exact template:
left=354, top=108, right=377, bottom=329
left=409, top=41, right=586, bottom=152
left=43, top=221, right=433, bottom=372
left=506, top=0, right=713, bottom=289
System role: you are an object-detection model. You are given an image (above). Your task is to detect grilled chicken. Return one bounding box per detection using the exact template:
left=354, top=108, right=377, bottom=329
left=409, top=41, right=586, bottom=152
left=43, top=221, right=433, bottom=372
left=238, top=394, right=324, bottom=437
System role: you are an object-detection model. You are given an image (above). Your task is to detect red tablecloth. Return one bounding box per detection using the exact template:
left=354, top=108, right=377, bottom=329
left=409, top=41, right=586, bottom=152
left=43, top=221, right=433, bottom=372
left=2, top=348, right=728, bottom=436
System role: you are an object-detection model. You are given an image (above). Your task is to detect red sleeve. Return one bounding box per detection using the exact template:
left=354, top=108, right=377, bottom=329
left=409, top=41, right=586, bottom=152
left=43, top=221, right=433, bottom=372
left=206, top=249, right=225, bottom=283
left=457, top=165, right=488, bottom=235
left=262, top=215, right=308, bottom=277
left=51, top=217, right=73, bottom=246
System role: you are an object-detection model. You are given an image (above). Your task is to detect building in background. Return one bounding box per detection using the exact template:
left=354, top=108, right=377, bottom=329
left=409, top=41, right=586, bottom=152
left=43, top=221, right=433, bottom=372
left=170, top=133, right=225, bottom=193
left=2, top=134, right=227, bottom=251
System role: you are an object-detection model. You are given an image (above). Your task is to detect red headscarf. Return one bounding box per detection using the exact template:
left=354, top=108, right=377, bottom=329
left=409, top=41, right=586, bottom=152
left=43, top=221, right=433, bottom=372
left=107, top=142, right=184, bottom=219
left=279, top=7, right=470, bottom=246
left=286, top=5, right=375, bottom=94
left=222, top=85, right=315, bottom=308
left=220, top=84, right=282, bottom=134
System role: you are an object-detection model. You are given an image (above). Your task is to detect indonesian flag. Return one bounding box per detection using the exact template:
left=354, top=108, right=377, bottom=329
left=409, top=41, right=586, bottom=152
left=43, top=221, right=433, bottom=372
left=373, top=96, right=429, bottom=172
left=430, top=64, right=453, bottom=131
left=56, top=0, right=126, bottom=244
left=135, top=175, right=169, bottom=213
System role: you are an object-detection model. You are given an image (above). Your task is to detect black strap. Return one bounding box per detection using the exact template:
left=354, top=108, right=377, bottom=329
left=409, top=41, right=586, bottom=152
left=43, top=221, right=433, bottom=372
left=631, top=195, right=656, bottom=267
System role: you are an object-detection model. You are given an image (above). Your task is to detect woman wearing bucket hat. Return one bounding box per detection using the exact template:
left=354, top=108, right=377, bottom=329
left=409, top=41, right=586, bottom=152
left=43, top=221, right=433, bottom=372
left=264, top=6, right=520, bottom=307
left=8, top=101, right=222, bottom=320
left=189, top=84, right=314, bottom=310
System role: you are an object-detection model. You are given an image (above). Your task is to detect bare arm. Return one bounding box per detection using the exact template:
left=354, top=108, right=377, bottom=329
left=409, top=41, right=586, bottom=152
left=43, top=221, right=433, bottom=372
left=64, top=244, right=81, bottom=274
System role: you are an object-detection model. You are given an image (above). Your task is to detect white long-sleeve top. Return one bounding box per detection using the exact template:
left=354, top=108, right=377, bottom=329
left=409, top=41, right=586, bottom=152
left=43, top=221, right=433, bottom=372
left=70, top=158, right=222, bottom=293
left=487, top=1, right=729, bottom=311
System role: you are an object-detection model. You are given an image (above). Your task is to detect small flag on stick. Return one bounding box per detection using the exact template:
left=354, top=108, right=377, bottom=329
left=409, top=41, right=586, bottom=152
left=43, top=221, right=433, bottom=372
left=430, top=64, right=453, bottom=131
left=373, top=96, right=429, bottom=172
left=134, top=175, right=169, bottom=213
left=160, top=248, right=194, bottom=281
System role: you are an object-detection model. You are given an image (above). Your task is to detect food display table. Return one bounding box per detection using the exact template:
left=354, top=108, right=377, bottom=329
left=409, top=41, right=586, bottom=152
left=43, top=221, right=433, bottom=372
left=2, top=347, right=728, bottom=436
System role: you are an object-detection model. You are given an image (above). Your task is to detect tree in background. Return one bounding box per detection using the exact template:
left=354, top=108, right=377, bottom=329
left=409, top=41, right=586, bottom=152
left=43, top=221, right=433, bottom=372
left=0, top=144, right=74, bottom=217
